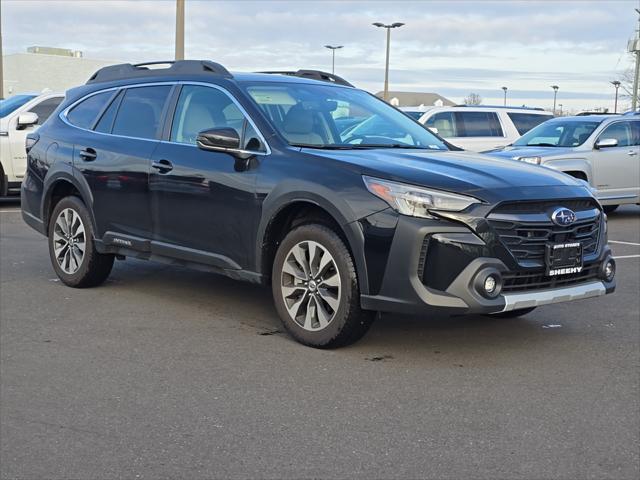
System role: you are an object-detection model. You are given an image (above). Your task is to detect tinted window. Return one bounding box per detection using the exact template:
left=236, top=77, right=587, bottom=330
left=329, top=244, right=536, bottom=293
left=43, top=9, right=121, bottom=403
left=28, top=97, right=64, bottom=125
left=67, top=91, right=113, bottom=129
left=507, top=112, right=554, bottom=135
left=632, top=121, right=640, bottom=147
left=94, top=90, right=123, bottom=133
left=425, top=111, right=456, bottom=137
left=0, top=94, right=36, bottom=118
left=454, top=111, right=503, bottom=137
left=112, top=86, right=171, bottom=140
left=598, top=121, right=634, bottom=147
left=171, top=85, right=265, bottom=151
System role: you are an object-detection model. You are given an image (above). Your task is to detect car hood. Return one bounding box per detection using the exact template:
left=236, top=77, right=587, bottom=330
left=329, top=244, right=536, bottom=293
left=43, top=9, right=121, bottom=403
left=302, top=148, right=593, bottom=203
left=485, top=145, right=577, bottom=159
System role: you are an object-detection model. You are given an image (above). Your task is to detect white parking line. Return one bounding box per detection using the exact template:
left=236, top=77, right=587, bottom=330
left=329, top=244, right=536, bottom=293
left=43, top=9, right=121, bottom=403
left=610, top=240, right=640, bottom=246
left=0, top=210, right=20, bottom=213
left=614, top=254, right=640, bottom=259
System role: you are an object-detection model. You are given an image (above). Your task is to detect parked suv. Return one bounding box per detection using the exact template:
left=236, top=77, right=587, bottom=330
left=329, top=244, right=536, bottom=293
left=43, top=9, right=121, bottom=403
left=22, top=61, right=615, bottom=348
left=401, top=105, right=553, bottom=152
left=1, top=92, right=65, bottom=196
left=485, top=115, right=640, bottom=213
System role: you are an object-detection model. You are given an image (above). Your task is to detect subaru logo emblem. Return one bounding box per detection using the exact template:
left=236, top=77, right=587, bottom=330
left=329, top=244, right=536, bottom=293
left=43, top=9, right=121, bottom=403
left=551, top=207, right=577, bottom=226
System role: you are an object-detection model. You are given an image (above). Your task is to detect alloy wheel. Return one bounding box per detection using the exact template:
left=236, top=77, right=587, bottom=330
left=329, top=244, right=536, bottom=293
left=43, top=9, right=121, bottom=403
left=280, top=240, right=342, bottom=331
left=52, top=208, right=86, bottom=274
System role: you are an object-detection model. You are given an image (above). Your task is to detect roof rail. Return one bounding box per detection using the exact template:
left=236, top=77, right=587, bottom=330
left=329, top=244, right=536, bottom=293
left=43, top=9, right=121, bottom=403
left=452, top=104, right=546, bottom=111
left=86, top=60, right=233, bottom=84
left=259, top=70, right=354, bottom=87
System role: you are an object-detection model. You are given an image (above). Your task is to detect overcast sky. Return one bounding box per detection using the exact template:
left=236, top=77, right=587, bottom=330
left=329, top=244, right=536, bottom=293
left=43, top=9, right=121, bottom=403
left=3, top=0, right=639, bottom=110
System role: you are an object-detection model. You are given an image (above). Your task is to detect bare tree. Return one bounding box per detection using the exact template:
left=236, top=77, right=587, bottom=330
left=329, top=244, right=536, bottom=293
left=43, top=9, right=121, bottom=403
left=464, top=93, right=483, bottom=105
left=619, top=54, right=639, bottom=109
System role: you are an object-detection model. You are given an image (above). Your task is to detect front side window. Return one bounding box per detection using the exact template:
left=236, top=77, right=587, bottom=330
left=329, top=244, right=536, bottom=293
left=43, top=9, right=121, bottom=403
left=425, top=112, right=456, bottom=137
left=28, top=97, right=64, bottom=125
left=454, top=111, right=503, bottom=137
left=112, top=86, right=171, bottom=140
left=598, top=121, right=634, bottom=148
left=514, top=120, right=600, bottom=147
left=66, top=91, right=114, bottom=129
left=243, top=82, right=448, bottom=150
left=507, top=112, right=554, bottom=135
left=170, top=85, right=265, bottom=152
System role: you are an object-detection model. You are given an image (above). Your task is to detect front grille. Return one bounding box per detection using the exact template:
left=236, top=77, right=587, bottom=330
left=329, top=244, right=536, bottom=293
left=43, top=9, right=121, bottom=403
left=488, top=200, right=602, bottom=266
left=491, top=199, right=598, bottom=214
left=502, top=264, right=600, bottom=292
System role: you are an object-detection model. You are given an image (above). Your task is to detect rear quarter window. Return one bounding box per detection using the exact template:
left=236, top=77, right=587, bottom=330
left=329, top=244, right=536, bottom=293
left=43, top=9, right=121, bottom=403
left=66, top=91, right=114, bottom=130
left=508, top=112, right=553, bottom=135
left=453, top=111, right=504, bottom=137
left=111, top=86, right=172, bottom=140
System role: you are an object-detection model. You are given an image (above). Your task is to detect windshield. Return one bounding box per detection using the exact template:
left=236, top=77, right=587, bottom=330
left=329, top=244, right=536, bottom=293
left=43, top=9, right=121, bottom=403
left=242, top=82, right=448, bottom=150
left=0, top=94, right=37, bottom=118
left=514, top=119, right=600, bottom=147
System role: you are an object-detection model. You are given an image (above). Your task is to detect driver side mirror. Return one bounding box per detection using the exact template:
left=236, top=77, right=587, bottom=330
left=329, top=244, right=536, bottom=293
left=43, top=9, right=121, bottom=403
left=17, top=112, right=39, bottom=130
left=595, top=138, right=618, bottom=149
left=197, top=127, right=241, bottom=152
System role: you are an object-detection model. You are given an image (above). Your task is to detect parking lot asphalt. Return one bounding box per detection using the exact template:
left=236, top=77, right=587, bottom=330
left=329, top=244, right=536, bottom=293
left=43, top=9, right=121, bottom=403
left=1, top=197, right=638, bottom=480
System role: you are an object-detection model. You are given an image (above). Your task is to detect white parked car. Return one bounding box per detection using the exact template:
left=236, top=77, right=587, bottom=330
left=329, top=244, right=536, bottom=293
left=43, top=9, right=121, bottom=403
left=0, top=92, right=65, bottom=196
left=485, top=113, right=640, bottom=212
left=401, top=105, right=553, bottom=152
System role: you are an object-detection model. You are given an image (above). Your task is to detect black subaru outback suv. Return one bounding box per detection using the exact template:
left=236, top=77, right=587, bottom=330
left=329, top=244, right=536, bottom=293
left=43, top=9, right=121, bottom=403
left=22, top=60, right=615, bottom=348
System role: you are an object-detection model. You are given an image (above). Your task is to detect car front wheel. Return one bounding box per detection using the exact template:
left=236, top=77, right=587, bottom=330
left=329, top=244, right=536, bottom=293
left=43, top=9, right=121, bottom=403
left=272, top=224, right=374, bottom=348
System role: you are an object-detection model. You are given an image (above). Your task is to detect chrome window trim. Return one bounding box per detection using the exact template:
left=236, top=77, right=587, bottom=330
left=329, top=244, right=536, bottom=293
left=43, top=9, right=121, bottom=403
left=59, top=81, right=271, bottom=155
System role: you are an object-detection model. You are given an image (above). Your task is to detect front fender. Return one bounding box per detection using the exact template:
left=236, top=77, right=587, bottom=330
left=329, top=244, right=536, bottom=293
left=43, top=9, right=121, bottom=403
left=542, top=158, right=593, bottom=183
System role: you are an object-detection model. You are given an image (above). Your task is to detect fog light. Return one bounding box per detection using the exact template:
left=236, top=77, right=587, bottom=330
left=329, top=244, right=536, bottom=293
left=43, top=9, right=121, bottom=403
left=484, top=275, right=497, bottom=294
left=474, top=269, right=503, bottom=299
left=602, top=258, right=616, bottom=282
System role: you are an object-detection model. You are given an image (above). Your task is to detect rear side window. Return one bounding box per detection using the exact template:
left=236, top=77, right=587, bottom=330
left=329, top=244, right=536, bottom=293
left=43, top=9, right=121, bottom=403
left=454, top=112, right=504, bottom=137
left=66, top=91, right=114, bottom=129
left=112, top=86, right=172, bottom=140
left=28, top=97, right=64, bottom=125
left=508, top=112, right=553, bottom=135
left=598, top=121, right=635, bottom=148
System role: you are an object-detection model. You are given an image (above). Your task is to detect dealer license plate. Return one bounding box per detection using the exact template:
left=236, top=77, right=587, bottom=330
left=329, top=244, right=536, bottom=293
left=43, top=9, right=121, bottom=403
left=545, top=242, right=583, bottom=276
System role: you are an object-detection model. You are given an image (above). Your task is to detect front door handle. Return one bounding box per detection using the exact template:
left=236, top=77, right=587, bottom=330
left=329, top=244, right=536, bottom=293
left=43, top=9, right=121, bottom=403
left=151, top=159, right=173, bottom=174
left=628, top=150, right=638, bottom=157
left=79, top=148, right=97, bottom=161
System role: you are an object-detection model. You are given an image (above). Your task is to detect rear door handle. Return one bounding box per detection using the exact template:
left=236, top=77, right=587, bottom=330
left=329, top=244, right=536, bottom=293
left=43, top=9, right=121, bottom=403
left=79, top=148, right=97, bottom=161
left=151, top=159, right=173, bottom=173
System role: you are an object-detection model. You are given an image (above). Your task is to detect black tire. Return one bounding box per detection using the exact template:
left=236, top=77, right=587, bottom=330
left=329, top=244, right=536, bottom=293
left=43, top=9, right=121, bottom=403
left=485, top=307, right=537, bottom=319
left=48, top=196, right=114, bottom=288
left=272, top=223, right=374, bottom=348
left=0, top=164, right=8, bottom=197
left=603, top=205, right=618, bottom=214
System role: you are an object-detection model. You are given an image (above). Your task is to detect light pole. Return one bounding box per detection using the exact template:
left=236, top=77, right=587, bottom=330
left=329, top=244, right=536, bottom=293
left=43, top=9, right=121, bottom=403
left=558, top=104, right=563, bottom=116
left=501, top=86, right=507, bottom=106
left=372, top=22, right=405, bottom=101
left=629, top=8, right=640, bottom=110
left=551, top=85, right=559, bottom=114
left=324, top=45, right=343, bottom=74
left=0, top=0, right=3, bottom=98
left=611, top=80, right=621, bottom=113
left=175, top=0, right=185, bottom=60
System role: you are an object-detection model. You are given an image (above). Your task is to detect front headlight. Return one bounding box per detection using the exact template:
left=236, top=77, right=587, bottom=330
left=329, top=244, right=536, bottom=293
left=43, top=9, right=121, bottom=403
left=515, top=156, right=541, bottom=165
left=363, top=176, right=481, bottom=218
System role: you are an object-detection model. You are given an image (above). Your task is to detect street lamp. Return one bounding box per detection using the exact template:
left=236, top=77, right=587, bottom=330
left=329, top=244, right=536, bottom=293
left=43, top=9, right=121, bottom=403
left=372, top=22, right=405, bottom=101
left=558, top=104, right=563, bottom=116
left=324, top=45, right=343, bottom=74
left=501, top=86, right=508, bottom=106
left=611, top=80, right=621, bottom=113
left=551, top=85, right=559, bottom=114
left=175, top=0, right=185, bottom=60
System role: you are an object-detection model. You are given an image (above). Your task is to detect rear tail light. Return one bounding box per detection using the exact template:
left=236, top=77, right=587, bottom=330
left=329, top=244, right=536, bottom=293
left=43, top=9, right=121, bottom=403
left=25, top=133, right=39, bottom=153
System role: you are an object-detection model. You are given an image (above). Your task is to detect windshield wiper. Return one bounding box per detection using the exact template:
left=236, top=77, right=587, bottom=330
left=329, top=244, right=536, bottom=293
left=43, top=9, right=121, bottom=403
left=290, top=143, right=354, bottom=150
left=525, top=143, right=557, bottom=147
left=349, top=144, right=431, bottom=150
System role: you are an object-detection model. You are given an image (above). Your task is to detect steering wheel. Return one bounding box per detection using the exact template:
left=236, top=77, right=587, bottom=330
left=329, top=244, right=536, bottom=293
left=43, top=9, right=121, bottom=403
left=342, top=134, right=370, bottom=145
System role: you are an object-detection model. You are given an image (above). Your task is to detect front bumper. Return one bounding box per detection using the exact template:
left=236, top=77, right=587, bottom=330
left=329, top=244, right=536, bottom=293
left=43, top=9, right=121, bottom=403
left=359, top=212, right=615, bottom=315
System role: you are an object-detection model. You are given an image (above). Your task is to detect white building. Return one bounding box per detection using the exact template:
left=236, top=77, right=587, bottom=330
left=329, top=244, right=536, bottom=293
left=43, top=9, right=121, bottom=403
left=2, top=48, right=117, bottom=97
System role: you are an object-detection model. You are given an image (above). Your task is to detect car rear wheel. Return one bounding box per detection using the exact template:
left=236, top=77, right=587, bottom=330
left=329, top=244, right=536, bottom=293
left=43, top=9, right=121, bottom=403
left=48, top=196, right=114, bottom=288
left=272, top=224, right=374, bottom=348
left=485, top=307, right=537, bottom=318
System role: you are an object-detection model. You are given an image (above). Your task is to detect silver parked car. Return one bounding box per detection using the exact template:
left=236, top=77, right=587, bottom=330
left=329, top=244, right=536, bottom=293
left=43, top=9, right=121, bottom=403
left=486, top=113, right=639, bottom=213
